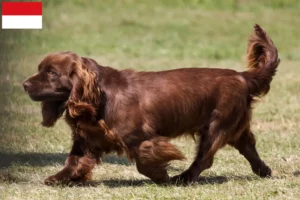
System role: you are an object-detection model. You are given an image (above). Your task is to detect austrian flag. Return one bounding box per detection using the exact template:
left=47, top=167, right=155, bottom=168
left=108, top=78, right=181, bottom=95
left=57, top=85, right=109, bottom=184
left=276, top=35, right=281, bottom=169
left=2, top=2, right=42, bottom=29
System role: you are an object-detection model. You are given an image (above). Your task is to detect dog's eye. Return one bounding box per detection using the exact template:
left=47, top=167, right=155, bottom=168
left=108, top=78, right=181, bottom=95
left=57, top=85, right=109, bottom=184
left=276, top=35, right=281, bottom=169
left=47, top=71, right=58, bottom=76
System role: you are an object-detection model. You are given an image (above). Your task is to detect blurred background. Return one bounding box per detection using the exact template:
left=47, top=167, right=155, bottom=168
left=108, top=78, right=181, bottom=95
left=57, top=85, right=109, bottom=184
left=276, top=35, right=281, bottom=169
left=0, top=0, right=299, bottom=199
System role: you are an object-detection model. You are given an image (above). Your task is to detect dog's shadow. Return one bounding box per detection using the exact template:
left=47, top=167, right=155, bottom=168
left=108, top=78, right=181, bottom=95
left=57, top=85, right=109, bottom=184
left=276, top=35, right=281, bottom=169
left=0, top=152, right=130, bottom=168
left=73, top=175, right=254, bottom=188
left=0, top=152, right=68, bottom=168
left=102, top=176, right=233, bottom=187
left=0, top=152, right=289, bottom=187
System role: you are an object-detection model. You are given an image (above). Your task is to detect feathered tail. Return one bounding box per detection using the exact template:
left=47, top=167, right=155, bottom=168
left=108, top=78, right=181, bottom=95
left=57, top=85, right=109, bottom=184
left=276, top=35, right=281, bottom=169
left=242, top=24, right=280, bottom=97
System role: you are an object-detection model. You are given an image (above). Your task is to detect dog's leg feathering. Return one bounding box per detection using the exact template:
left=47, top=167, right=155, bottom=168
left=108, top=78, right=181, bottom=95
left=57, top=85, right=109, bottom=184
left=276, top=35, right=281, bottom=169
left=135, top=137, right=185, bottom=184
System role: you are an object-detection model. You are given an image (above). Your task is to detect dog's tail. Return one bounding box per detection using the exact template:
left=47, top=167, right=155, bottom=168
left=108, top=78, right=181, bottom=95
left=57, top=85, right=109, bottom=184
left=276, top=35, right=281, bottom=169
left=242, top=24, right=280, bottom=97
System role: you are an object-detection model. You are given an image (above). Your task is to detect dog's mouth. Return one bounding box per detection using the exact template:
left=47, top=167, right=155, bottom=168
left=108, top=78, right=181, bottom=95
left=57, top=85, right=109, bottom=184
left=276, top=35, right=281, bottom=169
left=27, top=91, right=70, bottom=102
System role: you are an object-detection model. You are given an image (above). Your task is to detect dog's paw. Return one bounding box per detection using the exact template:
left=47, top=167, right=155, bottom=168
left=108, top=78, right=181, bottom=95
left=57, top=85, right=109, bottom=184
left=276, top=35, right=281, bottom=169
left=170, top=171, right=198, bottom=185
left=255, top=164, right=272, bottom=178
left=44, top=175, right=66, bottom=186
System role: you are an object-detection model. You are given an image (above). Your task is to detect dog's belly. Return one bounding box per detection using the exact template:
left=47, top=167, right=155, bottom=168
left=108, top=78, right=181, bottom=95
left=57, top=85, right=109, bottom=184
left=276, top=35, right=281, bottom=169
left=140, top=104, right=211, bottom=138
left=156, top=120, right=208, bottom=138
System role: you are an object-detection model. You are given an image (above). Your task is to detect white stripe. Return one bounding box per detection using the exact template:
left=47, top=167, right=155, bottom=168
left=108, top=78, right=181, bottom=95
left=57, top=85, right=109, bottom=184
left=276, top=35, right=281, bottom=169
left=2, top=15, right=42, bottom=29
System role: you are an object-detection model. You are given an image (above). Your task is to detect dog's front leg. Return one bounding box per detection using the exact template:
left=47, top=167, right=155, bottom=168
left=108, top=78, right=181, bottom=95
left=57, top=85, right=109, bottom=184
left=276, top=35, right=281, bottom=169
left=44, top=138, right=98, bottom=185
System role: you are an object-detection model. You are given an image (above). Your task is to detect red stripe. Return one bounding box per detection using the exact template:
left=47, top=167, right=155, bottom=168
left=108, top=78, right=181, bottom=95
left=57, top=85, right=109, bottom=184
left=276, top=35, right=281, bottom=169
left=2, top=2, right=42, bottom=15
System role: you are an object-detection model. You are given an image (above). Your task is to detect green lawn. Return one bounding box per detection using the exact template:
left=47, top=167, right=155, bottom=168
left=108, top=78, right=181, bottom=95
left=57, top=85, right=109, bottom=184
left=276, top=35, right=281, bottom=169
left=0, top=0, right=300, bottom=199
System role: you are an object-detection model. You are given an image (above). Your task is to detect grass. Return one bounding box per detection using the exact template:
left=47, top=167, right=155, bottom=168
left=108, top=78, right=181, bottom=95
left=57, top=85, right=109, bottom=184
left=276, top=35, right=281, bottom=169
left=0, top=0, right=300, bottom=199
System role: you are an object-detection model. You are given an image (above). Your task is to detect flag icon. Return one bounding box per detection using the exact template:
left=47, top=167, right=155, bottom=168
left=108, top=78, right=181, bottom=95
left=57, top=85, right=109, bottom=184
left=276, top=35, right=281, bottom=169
left=2, top=2, right=42, bottom=29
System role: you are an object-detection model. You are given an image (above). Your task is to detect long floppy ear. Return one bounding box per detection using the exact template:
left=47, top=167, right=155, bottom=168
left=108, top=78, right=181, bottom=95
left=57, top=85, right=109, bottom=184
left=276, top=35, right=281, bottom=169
left=41, top=101, right=65, bottom=127
left=66, top=57, right=101, bottom=118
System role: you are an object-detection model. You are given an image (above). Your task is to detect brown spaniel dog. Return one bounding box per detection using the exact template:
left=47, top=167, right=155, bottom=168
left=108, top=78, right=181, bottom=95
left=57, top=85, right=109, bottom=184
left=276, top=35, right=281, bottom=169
left=23, top=25, right=280, bottom=185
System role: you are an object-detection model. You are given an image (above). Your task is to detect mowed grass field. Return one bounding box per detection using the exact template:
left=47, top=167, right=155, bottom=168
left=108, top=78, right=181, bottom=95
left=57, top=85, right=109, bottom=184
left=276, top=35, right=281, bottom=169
left=0, top=0, right=300, bottom=199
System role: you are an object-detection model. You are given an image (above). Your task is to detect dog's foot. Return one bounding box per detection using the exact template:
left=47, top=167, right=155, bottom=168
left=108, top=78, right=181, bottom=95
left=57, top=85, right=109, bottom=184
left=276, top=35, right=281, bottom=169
left=44, top=167, right=75, bottom=186
left=44, top=175, right=68, bottom=186
left=44, top=168, right=92, bottom=186
left=253, top=164, right=272, bottom=178
left=44, top=175, right=89, bottom=186
left=170, top=170, right=198, bottom=185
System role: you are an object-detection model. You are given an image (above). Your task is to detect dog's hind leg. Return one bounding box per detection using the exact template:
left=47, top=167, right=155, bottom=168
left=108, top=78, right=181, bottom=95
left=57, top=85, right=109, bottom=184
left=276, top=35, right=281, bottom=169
left=170, top=113, right=228, bottom=185
left=229, top=128, right=272, bottom=177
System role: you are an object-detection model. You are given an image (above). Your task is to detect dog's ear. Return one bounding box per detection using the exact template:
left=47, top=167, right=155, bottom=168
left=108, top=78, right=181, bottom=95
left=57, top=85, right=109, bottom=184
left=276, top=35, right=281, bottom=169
left=41, top=101, right=65, bottom=127
left=67, top=57, right=101, bottom=118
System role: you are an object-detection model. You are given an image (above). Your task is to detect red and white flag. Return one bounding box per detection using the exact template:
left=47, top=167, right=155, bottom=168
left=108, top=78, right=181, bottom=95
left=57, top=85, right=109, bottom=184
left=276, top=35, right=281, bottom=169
left=2, top=2, right=42, bottom=29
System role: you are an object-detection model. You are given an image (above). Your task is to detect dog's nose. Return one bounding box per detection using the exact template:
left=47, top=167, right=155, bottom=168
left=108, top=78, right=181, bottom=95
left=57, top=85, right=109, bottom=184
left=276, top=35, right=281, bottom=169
left=23, top=81, right=32, bottom=91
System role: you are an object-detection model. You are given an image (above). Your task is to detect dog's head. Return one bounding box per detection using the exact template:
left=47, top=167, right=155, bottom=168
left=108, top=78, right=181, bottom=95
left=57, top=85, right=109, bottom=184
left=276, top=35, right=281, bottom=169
left=23, top=52, right=101, bottom=127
